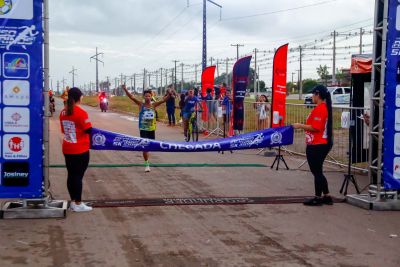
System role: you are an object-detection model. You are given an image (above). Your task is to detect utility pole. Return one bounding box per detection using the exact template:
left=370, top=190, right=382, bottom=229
left=61, top=77, right=66, bottom=90
left=202, top=0, right=222, bottom=71
left=90, top=47, right=104, bottom=92
left=291, top=72, right=295, bottom=93
left=173, top=60, right=179, bottom=92
left=143, top=68, right=147, bottom=91
left=148, top=72, right=151, bottom=89
left=253, top=48, right=258, bottom=96
left=332, top=30, right=337, bottom=85
left=181, top=63, right=184, bottom=92
left=133, top=74, right=136, bottom=92
left=69, top=66, right=77, bottom=87
left=210, top=57, right=214, bottom=66
left=359, top=27, right=364, bottom=54
left=115, top=77, right=118, bottom=95
left=299, top=46, right=303, bottom=100
left=216, top=59, right=219, bottom=77
left=231, top=44, right=244, bottom=61
left=57, top=80, right=60, bottom=94
left=106, top=76, right=110, bottom=93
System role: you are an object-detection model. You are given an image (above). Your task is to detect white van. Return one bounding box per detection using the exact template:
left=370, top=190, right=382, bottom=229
left=328, top=87, right=351, bottom=105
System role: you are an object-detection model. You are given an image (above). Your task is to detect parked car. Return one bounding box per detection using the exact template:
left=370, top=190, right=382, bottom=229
left=328, top=87, right=351, bottom=105
left=304, top=86, right=351, bottom=106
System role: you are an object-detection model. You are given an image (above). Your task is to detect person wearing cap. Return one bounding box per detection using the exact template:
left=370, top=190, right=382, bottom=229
left=293, top=85, right=334, bottom=206
left=59, top=87, right=93, bottom=212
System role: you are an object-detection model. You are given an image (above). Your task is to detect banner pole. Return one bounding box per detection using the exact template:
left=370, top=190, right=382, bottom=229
left=43, top=0, right=50, bottom=198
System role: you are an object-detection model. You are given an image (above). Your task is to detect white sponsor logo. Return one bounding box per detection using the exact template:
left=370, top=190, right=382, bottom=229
left=393, top=157, right=400, bottom=179
left=92, top=133, right=106, bottom=146
left=3, top=80, right=30, bottom=106
left=160, top=142, right=221, bottom=151
left=3, top=134, right=29, bottom=159
left=395, top=133, right=400, bottom=155
left=0, top=24, right=39, bottom=50
left=3, top=107, right=29, bottom=133
left=112, top=136, right=150, bottom=149
left=62, top=120, right=77, bottom=143
left=271, top=132, right=283, bottom=145
left=397, top=86, right=400, bottom=107
left=396, top=109, right=400, bottom=131
left=230, top=133, right=264, bottom=149
left=4, top=171, right=28, bottom=178
left=0, top=0, right=33, bottom=20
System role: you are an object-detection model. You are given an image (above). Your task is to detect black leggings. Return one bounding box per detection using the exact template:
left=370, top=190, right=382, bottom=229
left=306, top=144, right=331, bottom=197
left=167, top=110, right=175, bottom=125
left=64, top=151, right=90, bottom=202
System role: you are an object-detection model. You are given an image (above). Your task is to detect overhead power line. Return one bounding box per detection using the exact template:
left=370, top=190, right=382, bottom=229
left=222, top=0, right=338, bottom=21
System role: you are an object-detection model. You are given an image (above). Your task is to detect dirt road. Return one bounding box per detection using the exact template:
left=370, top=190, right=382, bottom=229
left=0, top=99, right=399, bottom=267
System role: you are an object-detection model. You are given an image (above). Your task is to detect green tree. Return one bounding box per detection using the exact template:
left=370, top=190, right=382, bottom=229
left=302, top=79, right=319, bottom=93
left=316, top=65, right=329, bottom=86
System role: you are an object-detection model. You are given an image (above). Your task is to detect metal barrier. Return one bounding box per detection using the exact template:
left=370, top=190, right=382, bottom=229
left=284, top=103, right=370, bottom=172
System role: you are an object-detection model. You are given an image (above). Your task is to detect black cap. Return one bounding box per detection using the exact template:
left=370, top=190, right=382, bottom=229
left=68, top=87, right=83, bottom=102
left=311, top=85, right=329, bottom=97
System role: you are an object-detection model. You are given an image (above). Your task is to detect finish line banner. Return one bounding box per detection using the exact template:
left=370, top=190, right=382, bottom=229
left=90, top=126, right=293, bottom=152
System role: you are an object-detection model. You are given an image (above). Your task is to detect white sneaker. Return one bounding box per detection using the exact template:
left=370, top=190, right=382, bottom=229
left=145, top=165, right=151, bottom=172
left=70, top=202, right=93, bottom=212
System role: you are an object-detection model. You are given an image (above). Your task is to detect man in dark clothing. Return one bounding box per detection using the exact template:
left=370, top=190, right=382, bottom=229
left=166, top=85, right=177, bottom=126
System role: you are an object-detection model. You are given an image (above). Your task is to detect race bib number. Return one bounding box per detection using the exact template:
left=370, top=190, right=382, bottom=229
left=143, top=110, right=155, bottom=120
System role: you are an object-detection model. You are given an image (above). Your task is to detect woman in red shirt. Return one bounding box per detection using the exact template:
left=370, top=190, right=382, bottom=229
left=293, top=85, right=333, bottom=206
left=59, top=87, right=93, bottom=212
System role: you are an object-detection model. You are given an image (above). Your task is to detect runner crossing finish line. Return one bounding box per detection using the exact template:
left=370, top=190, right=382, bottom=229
left=90, top=126, right=293, bottom=152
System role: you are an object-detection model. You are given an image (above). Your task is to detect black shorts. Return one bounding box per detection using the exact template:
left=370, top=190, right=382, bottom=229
left=140, top=130, right=155, bottom=140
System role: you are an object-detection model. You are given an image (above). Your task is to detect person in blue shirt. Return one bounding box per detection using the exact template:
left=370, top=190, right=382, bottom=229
left=182, top=88, right=200, bottom=138
left=222, top=90, right=233, bottom=137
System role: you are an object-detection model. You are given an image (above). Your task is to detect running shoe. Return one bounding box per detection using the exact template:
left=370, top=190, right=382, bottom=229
left=303, top=197, right=323, bottom=206
left=70, top=202, right=93, bottom=212
left=145, top=164, right=151, bottom=172
left=322, top=195, right=333, bottom=205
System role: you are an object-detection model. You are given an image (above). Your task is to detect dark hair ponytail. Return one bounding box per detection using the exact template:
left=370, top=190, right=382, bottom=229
left=66, top=97, right=75, bottom=116
left=66, top=87, right=83, bottom=116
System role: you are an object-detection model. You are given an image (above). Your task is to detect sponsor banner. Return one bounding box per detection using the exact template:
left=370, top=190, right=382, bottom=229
left=0, top=0, right=43, bottom=199
left=271, top=44, right=288, bottom=128
left=232, top=56, right=252, bottom=131
left=3, top=79, right=30, bottom=106
left=1, top=161, right=29, bottom=186
left=3, top=107, right=29, bottom=132
left=3, top=134, right=29, bottom=159
left=0, top=0, right=34, bottom=20
left=90, top=126, right=294, bottom=152
left=383, top=0, right=400, bottom=189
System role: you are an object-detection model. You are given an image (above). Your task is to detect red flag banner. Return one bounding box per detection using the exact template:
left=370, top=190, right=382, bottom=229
left=271, top=44, right=288, bottom=128
left=201, top=66, right=216, bottom=121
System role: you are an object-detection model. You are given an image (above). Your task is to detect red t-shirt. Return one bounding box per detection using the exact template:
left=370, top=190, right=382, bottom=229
left=59, top=105, right=92, bottom=154
left=305, top=102, right=328, bottom=145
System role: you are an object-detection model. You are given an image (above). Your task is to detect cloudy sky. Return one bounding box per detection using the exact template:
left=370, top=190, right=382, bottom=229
left=49, top=0, right=375, bottom=90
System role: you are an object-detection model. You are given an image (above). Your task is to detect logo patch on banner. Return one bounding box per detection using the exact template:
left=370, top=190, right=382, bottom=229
left=0, top=0, right=33, bottom=20
left=92, top=133, right=106, bottom=146
left=3, top=134, right=29, bottom=159
left=2, top=162, right=29, bottom=187
left=2, top=80, right=30, bottom=105
left=271, top=131, right=283, bottom=145
left=3, top=107, right=29, bottom=133
left=0, top=25, right=39, bottom=50
left=112, top=136, right=150, bottom=149
left=3, top=52, right=29, bottom=78
left=229, top=133, right=264, bottom=149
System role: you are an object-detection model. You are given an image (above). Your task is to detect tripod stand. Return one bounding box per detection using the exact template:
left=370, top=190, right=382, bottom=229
left=340, top=115, right=360, bottom=195
left=271, top=145, right=289, bottom=170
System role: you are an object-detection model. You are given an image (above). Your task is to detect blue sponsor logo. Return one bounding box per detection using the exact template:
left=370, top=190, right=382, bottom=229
left=3, top=52, right=29, bottom=78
